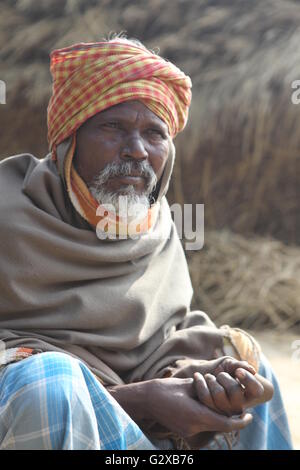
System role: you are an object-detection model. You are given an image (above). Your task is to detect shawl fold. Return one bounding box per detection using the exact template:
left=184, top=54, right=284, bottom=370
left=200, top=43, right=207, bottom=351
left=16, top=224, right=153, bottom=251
left=0, top=152, right=225, bottom=385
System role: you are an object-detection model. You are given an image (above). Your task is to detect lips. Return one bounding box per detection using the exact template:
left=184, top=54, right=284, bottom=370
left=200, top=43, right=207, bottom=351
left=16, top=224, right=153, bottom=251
left=114, top=175, right=145, bottom=184
left=121, top=173, right=144, bottom=178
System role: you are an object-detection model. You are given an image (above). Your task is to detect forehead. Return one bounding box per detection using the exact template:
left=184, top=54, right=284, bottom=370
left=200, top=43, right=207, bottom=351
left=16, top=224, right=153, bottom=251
left=87, top=100, right=168, bottom=129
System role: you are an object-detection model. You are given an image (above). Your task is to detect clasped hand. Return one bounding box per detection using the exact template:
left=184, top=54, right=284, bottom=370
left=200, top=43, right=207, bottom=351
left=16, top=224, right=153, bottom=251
left=172, top=356, right=274, bottom=417
left=107, top=356, right=274, bottom=449
left=147, top=356, right=274, bottom=445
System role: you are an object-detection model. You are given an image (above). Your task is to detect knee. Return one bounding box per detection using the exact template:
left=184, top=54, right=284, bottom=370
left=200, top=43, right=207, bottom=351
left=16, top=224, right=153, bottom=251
left=1, top=351, right=84, bottom=406
left=0, top=352, right=97, bottom=449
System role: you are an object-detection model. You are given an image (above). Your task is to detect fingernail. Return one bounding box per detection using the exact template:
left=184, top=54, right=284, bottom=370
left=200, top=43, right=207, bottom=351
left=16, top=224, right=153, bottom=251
left=205, top=373, right=214, bottom=380
left=236, top=369, right=246, bottom=379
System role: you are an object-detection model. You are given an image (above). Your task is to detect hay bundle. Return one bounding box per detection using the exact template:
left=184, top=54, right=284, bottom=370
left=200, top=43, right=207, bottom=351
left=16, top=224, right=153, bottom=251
left=172, top=20, right=300, bottom=245
left=188, top=230, right=300, bottom=331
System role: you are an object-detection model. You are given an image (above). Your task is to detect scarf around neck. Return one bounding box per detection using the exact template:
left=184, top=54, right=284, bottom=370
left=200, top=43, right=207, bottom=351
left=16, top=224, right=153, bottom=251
left=0, top=146, right=224, bottom=385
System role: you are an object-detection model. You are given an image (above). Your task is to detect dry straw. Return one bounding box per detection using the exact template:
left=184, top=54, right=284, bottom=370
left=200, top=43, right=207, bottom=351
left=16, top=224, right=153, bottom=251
left=188, top=230, right=300, bottom=331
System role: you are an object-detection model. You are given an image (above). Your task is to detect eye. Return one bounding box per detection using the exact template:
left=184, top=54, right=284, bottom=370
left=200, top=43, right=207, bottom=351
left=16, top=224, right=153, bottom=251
left=101, top=121, right=121, bottom=129
left=147, top=128, right=167, bottom=139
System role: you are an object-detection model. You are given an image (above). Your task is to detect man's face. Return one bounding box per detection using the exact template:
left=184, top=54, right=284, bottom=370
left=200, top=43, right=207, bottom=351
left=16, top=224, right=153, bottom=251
left=73, top=100, right=170, bottom=206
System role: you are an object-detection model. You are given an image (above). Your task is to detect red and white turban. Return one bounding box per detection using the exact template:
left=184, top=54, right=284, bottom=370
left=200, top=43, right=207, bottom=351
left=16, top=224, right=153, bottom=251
left=47, top=39, right=192, bottom=160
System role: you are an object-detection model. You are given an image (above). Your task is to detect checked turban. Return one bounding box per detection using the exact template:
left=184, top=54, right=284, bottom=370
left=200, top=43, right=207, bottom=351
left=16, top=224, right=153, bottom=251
left=47, top=39, right=192, bottom=160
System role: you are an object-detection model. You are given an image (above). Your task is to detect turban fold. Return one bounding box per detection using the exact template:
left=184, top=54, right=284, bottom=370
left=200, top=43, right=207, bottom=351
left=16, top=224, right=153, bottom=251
left=47, top=40, right=192, bottom=159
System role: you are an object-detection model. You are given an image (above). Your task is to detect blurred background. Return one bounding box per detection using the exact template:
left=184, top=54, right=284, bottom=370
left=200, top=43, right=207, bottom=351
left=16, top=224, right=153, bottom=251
left=0, top=0, right=299, bottom=448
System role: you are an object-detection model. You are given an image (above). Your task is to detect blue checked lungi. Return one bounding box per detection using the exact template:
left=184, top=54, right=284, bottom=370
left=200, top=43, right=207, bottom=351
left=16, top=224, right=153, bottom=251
left=0, top=351, right=293, bottom=450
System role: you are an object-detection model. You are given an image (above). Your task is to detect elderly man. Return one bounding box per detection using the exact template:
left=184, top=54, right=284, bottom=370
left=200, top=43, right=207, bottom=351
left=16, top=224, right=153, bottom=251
left=0, top=37, right=292, bottom=450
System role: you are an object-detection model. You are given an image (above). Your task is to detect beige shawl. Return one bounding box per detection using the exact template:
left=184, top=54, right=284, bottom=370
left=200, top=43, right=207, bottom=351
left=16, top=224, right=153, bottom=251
left=0, top=139, right=226, bottom=385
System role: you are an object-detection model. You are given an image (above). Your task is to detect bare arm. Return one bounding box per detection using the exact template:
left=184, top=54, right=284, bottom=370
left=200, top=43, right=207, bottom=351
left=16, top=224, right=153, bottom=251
left=106, top=376, right=254, bottom=444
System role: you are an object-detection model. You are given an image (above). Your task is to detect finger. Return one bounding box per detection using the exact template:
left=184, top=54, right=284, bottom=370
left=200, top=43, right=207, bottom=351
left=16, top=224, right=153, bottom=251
left=198, top=403, right=253, bottom=433
left=193, top=373, right=216, bottom=411
left=255, top=374, right=274, bottom=402
left=220, top=358, right=256, bottom=377
left=216, top=372, right=245, bottom=415
left=234, top=368, right=264, bottom=400
left=225, top=413, right=253, bottom=432
left=205, top=373, right=232, bottom=416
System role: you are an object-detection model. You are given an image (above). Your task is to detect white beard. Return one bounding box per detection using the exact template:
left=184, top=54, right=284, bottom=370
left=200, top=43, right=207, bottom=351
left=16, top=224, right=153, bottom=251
left=88, top=160, right=157, bottom=220
left=89, top=184, right=150, bottom=219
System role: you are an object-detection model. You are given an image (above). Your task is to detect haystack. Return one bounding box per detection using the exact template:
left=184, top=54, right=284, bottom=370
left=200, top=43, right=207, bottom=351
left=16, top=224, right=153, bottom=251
left=188, top=230, right=300, bottom=331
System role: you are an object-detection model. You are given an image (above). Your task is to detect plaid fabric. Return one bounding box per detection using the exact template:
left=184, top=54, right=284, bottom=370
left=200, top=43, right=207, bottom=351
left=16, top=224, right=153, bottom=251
left=0, top=351, right=293, bottom=450
left=0, top=352, right=157, bottom=450
left=47, top=40, right=192, bottom=159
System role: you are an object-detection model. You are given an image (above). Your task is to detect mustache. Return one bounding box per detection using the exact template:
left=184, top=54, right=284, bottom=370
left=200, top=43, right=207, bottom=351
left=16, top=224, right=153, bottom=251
left=90, top=160, right=158, bottom=193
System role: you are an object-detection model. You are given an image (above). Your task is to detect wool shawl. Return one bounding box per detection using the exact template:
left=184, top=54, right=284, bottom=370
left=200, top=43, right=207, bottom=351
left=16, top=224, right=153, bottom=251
left=0, top=140, right=225, bottom=385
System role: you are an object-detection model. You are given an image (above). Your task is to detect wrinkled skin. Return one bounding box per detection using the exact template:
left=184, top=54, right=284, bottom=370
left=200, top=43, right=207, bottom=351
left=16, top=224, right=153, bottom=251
left=171, top=356, right=274, bottom=416
left=177, top=356, right=274, bottom=448
left=73, top=100, right=170, bottom=193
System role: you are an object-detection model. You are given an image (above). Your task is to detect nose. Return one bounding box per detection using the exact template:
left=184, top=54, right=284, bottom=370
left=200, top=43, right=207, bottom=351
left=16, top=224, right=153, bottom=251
left=120, top=134, right=148, bottom=161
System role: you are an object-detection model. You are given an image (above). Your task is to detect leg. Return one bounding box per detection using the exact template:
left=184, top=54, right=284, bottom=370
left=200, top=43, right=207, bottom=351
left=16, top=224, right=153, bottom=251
left=0, top=352, right=156, bottom=450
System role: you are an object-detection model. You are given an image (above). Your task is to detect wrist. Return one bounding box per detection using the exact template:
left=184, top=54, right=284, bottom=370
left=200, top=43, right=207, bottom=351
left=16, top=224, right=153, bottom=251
left=107, top=380, right=155, bottom=422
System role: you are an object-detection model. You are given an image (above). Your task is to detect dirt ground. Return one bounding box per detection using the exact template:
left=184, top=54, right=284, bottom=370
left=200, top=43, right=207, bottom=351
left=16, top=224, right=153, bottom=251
left=248, top=329, right=300, bottom=450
